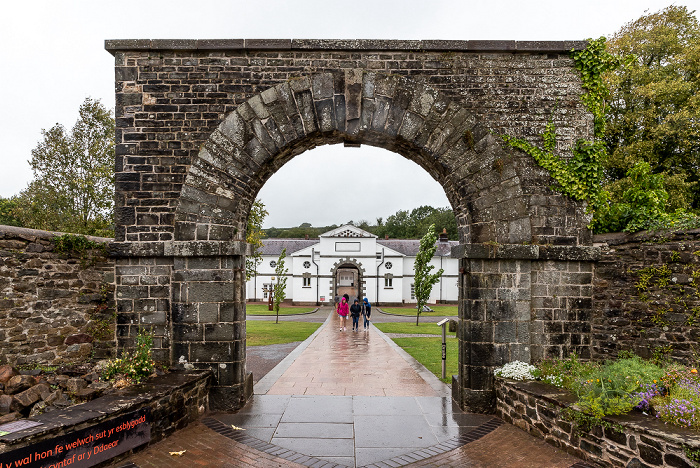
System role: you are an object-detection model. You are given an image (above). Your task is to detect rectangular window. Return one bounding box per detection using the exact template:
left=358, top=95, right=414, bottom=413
left=303, top=277, right=311, bottom=287
left=384, top=275, right=393, bottom=288
left=410, top=283, right=415, bottom=300
left=335, top=242, right=361, bottom=252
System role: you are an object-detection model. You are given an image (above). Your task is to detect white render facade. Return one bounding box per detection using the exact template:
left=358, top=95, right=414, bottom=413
left=246, top=225, right=459, bottom=306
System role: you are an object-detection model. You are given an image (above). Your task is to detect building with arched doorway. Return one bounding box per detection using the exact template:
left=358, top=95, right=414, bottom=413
left=248, top=224, right=458, bottom=305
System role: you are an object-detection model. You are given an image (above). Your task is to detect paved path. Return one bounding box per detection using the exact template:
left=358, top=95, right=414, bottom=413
left=114, top=308, right=589, bottom=468
left=265, top=312, right=437, bottom=397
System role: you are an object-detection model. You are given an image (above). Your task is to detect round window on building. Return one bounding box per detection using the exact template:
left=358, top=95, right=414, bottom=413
left=385, top=262, right=392, bottom=269
left=303, top=261, right=311, bottom=269
left=270, top=261, right=277, bottom=268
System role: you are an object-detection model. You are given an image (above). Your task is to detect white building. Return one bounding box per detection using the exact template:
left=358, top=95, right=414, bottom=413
left=246, top=225, right=459, bottom=306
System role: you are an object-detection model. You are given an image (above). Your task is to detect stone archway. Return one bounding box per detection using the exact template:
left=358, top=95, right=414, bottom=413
left=331, top=258, right=367, bottom=303
left=165, top=71, right=594, bottom=411
left=108, top=40, right=598, bottom=412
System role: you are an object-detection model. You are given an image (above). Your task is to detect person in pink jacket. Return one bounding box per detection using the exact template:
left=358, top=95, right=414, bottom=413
left=336, top=296, right=349, bottom=331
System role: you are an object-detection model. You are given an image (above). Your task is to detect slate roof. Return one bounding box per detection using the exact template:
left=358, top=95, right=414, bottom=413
left=260, top=238, right=457, bottom=257
left=377, top=239, right=457, bottom=257
left=260, top=239, right=318, bottom=255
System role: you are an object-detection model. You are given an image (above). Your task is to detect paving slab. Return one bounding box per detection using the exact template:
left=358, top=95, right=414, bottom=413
left=114, top=308, right=591, bottom=468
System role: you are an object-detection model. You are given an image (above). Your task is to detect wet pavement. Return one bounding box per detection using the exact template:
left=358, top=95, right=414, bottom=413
left=115, top=308, right=588, bottom=467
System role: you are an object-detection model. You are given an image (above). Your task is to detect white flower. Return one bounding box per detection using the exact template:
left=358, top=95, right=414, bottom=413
left=494, top=361, right=536, bottom=381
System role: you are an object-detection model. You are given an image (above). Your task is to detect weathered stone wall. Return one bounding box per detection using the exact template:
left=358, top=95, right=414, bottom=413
left=0, top=370, right=212, bottom=466
left=0, top=226, right=116, bottom=366
left=106, top=39, right=592, bottom=244
left=453, top=244, right=598, bottom=410
left=592, top=230, right=700, bottom=363
left=496, top=378, right=699, bottom=468
left=106, top=39, right=596, bottom=411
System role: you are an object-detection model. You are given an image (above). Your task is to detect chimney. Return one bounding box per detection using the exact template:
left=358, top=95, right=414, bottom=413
left=439, top=228, right=448, bottom=243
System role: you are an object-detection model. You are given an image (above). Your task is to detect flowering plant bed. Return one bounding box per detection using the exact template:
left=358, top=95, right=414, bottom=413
left=495, top=378, right=700, bottom=467
left=496, top=354, right=700, bottom=432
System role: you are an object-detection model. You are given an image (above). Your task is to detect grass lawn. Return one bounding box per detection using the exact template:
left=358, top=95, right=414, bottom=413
left=246, top=321, right=322, bottom=346
left=392, top=337, right=458, bottom=383
left=374, top=322, right=457, bottom=336
left=379, top=305, right=458, bottom=317
left=246, top=304, right=316, bottom=316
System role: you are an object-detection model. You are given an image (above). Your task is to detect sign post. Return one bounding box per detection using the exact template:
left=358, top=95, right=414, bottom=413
left=437, top=318, right=448, bottom=380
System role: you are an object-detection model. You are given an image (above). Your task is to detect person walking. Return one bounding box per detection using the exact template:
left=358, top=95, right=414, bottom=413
left=336, top=296, right=349, bottom=331
left=362, top=297, right=372, bottom=330
left=350, top=299, right=362, bottom=331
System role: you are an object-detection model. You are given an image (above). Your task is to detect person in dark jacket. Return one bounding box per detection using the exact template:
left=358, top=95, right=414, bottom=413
left=362, top=297, right=372, bottom=330
left=350, top=299, right=362, bottom=331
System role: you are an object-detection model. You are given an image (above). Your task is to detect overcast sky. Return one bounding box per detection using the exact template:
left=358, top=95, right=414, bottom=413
left=1, top=0, right=696, bottom=228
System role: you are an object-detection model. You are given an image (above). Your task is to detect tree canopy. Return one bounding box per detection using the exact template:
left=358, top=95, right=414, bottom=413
left=597, top=5, right=700, bottom=232
left=262, top=205, right=458, bottom=240
left=12, top=98, right=115, bottom=236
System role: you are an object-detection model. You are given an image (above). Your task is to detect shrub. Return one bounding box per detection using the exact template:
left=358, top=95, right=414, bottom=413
left=102, top=329, right=156, bottom=384
left=533, top=353, right=599, bottom=391
left=494, top=361, right=537, bottom=380
left=576, top=356, right=664, bottom=417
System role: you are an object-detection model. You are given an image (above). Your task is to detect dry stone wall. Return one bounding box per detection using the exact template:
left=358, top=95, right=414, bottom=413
left=592, top=230, right=700, bottom=363
left=0, top=226, right=116, bottom=366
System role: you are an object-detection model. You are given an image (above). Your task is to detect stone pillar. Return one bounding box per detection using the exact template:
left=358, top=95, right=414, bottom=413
left=452, top=244, right=599, bottom=413
left=112, top=240, right=252, bottom=411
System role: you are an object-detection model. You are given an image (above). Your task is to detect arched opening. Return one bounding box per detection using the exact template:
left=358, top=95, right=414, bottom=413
left=115, top=70, right=594, bottom=412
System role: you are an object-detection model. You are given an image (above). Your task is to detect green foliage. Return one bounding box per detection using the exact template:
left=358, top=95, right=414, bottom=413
left=560, top=407, right=625, bottom=436
left=378, top=306, right=458, bottom=317
left=263, top=205, right=458, bottom=241
left=502, top=37, right=620, bottom=213
left=413, top=224, right=444, bottom=325
left=246, top=321, right=321, bottom=346
left=593, top=162, right=700, bottom=233
left=534, top=353, right=598, bottom=389
left=53, top=233, right=107, bottom=267
left=273, top=248, right=288, bottom=324
left=0, top=197, right=22, bottom=227
left=14, top=98, right=115, bottom=237
left=536, top=354, right=664, bottom=418
left=246, top=199, right=268, bottom=281
left=575, top=356, right=665, bottom=418
left=685, top=446, right=700, bottom=465
left=245, top=304, right=315, bottom=316
left=604, top=6, right=700, bottom=211
left=378, top=206, right=458, bottom=241
left=102, top=329, right=155, bottom=384
left=392, top=337, right=458, bottom=384
left=374, top=322, right=457, bottom=336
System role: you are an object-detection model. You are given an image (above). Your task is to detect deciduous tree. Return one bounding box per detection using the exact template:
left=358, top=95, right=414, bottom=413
left=273, top=248, right=288, bottom=324
left=413, top=224, right=444, bottom=325
left=604, top=6, right=700, bottom=210
left=14, top=98, right=115, bottom=236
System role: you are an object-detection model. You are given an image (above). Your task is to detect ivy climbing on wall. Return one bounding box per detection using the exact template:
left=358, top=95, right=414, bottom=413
left=501, top=37, right=624, bottom=210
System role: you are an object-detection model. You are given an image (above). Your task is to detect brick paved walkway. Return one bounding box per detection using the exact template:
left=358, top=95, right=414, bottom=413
left=265, top=312, right=437, bottom=397
left=114, top=310, right=590, bottom=468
